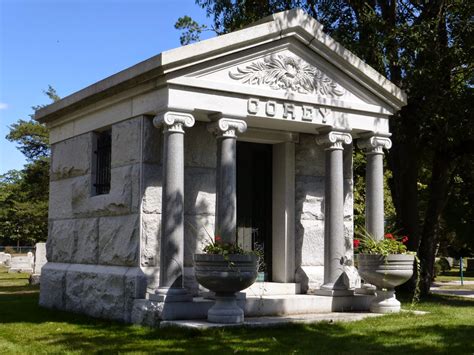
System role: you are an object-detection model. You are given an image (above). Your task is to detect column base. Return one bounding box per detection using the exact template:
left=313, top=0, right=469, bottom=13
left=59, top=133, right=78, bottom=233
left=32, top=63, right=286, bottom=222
left=148, top=287, right=193, bottom=302
left=315, top=284, right=354, bottom=297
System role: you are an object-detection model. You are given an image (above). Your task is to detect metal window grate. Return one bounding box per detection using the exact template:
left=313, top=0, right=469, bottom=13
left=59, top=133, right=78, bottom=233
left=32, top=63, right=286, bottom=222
left=94, top=130, right=111, bottom=195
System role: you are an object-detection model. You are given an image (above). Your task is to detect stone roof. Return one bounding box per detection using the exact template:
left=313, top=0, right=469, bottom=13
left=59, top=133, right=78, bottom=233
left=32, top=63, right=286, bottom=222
left=35, top=8, right=406, bottom=123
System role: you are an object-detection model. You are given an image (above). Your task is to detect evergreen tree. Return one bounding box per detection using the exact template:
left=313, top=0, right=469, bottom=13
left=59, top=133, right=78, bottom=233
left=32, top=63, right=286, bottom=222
left=0, top=86, right=59, bottom=246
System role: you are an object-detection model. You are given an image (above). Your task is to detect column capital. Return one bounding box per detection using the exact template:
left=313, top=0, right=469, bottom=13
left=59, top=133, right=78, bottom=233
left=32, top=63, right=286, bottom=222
left=153, top=111, right=195, bottom=133
left=357, top=135, right=392, bottom=154
left=207, top=118, right=247, bottom=138
left=315, top=131, right=352, bottom=150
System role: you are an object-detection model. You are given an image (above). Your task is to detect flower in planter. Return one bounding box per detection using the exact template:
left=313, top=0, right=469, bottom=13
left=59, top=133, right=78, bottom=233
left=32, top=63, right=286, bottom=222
left=354, top=229, right=413, bottom=256
left=353, top=239, right=361, bottom=249
left=198, top=228, right=255, bottom=256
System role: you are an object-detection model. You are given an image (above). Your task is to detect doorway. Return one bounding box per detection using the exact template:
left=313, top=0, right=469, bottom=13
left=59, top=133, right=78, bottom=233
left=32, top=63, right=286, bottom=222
left=237, top=142, right=273, bottom=281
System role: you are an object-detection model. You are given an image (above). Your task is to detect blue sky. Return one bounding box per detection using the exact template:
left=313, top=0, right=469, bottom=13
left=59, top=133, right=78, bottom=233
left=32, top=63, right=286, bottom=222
left=0, top=0, right=214, bottom=174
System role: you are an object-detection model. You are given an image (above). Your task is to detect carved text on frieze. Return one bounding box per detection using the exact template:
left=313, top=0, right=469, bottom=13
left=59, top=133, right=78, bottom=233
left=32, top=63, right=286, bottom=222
left=247, top=98, right=331, bottom=124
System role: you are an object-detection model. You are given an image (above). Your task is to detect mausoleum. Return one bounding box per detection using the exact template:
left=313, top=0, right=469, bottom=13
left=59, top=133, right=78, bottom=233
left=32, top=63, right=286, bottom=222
left=36, top=9, right=406, bottom=324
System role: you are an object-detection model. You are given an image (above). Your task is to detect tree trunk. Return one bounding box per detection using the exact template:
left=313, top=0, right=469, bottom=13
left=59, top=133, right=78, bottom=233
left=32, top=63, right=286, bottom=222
left=418, top=150, right=454, bottom=296
left=387, top=114, right=420, bottom=251
left=387, top=128, right=420, bottom=293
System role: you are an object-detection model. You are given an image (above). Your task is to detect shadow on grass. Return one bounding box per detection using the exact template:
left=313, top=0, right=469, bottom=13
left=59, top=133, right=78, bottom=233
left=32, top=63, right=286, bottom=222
left=1, top=269, right=473, bottom=353
left=0, top=285, right=39, bottom=293
left=422, top=293, right=474, bottom=307
left=29, top=316, right=474, bottom=353
left=0, top=273, right=29, bottom=281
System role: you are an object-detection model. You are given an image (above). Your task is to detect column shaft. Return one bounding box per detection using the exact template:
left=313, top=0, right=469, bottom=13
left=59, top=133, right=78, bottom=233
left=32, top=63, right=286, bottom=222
left=216, top=136, right=237, bottom=243
left=160, top=130, right=184, bottom=288
left=315, top=131, right=353, bottom=296
left=208, top=118, right=247, bottom=244
left=151, top=111, right=194, bottom=302
left=358, top=136, right=392, bottom=241
left=365, top=152, right=384, bottom=240
left=324, top=146, right=345, bottom=287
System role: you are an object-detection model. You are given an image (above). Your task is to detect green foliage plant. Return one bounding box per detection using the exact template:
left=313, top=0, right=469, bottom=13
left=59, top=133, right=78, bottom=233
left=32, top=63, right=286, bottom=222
left=202, top=234, right=247, bottom=255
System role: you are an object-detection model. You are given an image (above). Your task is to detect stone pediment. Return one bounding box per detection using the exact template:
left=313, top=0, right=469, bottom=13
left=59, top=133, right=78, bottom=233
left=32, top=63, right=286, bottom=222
left=169, top=45, right=380, bottom=111
left=228, top=53, right=345, bottom=98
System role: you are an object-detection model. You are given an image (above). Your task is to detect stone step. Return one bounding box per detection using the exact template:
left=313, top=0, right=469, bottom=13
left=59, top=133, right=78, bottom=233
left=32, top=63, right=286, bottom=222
left=160, top=312, right=384, bottom=329
left=243, top=282, right=301, bottom=296
left=132, top=294, right=374, bottom=324
left=245, top=294, right=372, bottom=317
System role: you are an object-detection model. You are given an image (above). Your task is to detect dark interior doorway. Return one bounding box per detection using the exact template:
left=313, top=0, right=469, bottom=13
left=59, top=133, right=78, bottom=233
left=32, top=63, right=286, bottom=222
left=237, top=142, right=273, bottom=281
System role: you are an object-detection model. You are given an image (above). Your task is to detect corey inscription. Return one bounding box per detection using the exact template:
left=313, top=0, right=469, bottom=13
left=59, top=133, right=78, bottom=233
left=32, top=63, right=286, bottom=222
left=247, top=98, right=331, bottom=124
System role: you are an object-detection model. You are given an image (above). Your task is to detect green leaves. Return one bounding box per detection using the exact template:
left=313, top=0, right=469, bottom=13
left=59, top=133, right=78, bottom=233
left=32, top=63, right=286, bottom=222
left=6, top=120, right=49, bottom=161
left=175, top=15, right=209, bottom=45
left=0, top=86, right=57, bottom=245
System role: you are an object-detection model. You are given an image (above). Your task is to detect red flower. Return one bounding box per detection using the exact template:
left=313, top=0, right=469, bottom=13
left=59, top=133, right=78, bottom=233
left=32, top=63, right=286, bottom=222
left=215, top=235, right=222, bottom=242
left=385, top=233, right=394, bottom=240
left=353, top=239, right=360, bottom=248
left=402, top=236, right=409, bottom=244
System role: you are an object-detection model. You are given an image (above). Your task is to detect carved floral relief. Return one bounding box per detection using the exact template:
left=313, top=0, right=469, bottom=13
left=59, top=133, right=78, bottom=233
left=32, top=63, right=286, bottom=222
left=229, top=54, right=345, bottom=97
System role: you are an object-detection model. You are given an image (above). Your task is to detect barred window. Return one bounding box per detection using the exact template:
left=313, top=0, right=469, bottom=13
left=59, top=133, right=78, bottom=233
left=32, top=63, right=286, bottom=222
left=93, top=130, right=111, bottom=195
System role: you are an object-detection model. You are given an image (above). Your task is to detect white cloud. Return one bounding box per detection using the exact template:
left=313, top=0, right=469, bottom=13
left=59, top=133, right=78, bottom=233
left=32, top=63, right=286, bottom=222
left=0, top=102, right=8, bottom=110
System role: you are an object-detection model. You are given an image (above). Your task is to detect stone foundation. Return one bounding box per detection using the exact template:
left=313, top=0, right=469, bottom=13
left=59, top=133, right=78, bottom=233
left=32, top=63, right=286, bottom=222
left=40, top=263, right=147, bottom=322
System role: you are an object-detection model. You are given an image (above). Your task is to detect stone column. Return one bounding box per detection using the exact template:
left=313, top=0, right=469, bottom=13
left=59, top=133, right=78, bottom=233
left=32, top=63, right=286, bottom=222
left=357, top=135, right=392, bottom=240
left=315, top=130, right=353, bottom=296
left=151, top=111, right=195, bottom=302
left=208, top=118, right=247, bottom=243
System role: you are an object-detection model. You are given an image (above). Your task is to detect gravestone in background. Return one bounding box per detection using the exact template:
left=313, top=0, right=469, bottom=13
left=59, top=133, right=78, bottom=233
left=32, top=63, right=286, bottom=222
left=9, top=252, right=34, bottom=273
left=467, top=259, right=474, bottom=272
left=0, top=252, right=12, bottom=267
left=30, top=243, right=47, bottom=285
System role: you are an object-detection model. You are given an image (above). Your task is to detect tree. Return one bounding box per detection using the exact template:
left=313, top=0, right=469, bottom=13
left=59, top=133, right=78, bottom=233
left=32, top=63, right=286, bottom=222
left=0, top=86, right=59, bottom=246
left=176, top=0, right=474, bottom=296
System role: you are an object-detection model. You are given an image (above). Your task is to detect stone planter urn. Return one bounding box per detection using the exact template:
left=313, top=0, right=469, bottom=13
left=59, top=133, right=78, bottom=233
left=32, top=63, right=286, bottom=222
left=194, top=253, right=258, bottom=324
left=357, top=254, right=415, bottom=313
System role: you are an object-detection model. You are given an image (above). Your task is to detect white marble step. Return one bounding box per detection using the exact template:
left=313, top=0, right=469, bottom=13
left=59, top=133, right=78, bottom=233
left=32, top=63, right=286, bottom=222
left=243, top=282, right=301, bottom=296
left=132, top=294, right=375, bottom=322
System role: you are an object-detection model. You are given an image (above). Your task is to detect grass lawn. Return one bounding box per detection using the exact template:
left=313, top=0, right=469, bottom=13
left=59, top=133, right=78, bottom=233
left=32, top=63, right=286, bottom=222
left=1, top=267, right=473, bottom=354
left=438, top=284, right=474, bottom=290
left=435, top=270, right=474, bottom=282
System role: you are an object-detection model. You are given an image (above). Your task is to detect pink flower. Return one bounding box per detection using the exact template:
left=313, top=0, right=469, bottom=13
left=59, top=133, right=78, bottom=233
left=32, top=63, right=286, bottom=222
left=402, top=236, right=409, bottom=244
left=385, top=233, right=394, bottom=240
